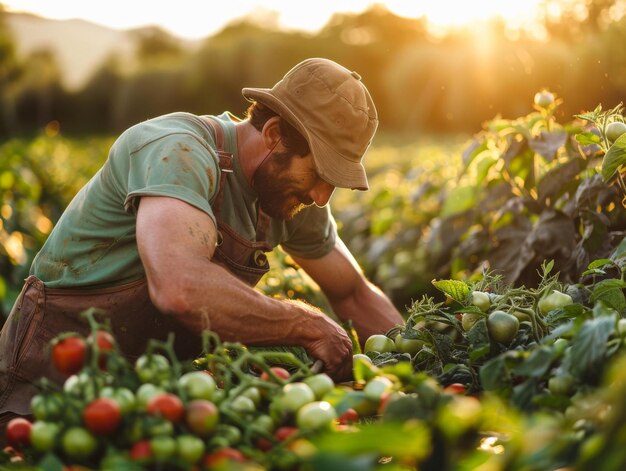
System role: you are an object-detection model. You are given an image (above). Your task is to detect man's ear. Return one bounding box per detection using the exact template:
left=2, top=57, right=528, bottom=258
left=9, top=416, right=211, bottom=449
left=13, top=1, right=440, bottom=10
left=261, top=116, right=282, bottom=150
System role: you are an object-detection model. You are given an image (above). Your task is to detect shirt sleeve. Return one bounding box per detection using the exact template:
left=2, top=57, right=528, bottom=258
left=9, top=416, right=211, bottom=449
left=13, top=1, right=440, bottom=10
left=280, top=204, right=338, bottom=259
left=123, top=132, right=220, bottom=227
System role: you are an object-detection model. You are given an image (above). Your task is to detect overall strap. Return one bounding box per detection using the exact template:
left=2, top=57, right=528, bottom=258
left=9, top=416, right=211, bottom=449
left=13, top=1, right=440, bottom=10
left=203, top=116, right=233, bottom=215
left=203, top=116, right=270, bottom=243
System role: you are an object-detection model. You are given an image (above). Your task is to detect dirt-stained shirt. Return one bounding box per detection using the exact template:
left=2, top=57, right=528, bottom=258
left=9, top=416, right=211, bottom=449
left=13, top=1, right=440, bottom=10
left=30, top=112, right=337, bottom=288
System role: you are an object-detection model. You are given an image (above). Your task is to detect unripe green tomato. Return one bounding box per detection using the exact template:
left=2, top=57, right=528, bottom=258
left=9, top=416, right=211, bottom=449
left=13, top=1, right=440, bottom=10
left=538, top=290, right=573, bottom=315
left=486, top=310, right=519, bottom=345
left=534, top=90, right=554, bottom=108
left=240, top=386, right=261, bottom=406
left=394, top=334, right=424, bottom=355
left=304, top=374, right=335, bottom=400
left=178, top=371, right=216, bottom=401
left=470, top=291, right=491, bottom=312
left=230, top=395, right=256, bottom=415
left=30, top=421, right=60, bottom=452
left=606, top=121, right=626, bottom=143
left=135, top=353, right=171, bottom=384
left=100, top=386, right=136, bottom=415
left=363, top=376, right=394, bottom=402
left=548, top=373, right=575, bottom=396
left=279, top=382, right=315, bottom=412
left=150, top=435, right=177, bottom=462
left=296, top=401, right=337, bottom=431
left=61, top=427, right=98, bottom=460
left=364, top=334, right=395, bottom=354
left=136, top=383, right=166, bottom=409
left=353, top=353, right=373, bottom=365
left=176, top=434, right=205, bottom=464
left=461, top=313, right=482, bottom=332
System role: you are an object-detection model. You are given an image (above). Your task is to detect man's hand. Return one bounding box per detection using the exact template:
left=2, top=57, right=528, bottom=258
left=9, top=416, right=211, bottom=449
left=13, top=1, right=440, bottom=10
left=289, top=301, right=354, bottom=382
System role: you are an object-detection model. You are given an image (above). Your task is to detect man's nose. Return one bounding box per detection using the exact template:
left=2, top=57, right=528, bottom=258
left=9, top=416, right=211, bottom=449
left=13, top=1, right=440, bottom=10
left=309, top=180, right=336, bottom=207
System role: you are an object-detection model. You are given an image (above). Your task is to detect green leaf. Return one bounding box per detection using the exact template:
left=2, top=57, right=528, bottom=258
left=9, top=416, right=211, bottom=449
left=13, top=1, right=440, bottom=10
left=602, top=132, right=626, bottom=181
left=431, top=279, right=470, bottom=302
left=575, top=131, right=602, bottom=145
left=587, top=258, right=613, bottom=270
left=567, top=311, right=616, bottom=382
left=511, top=346, right=555, bottom=378
left=590, top=279, right=626, bottom=312
left=304, top=454, right=377, bottom=471
left=312, top=420, right=431, bottom=460
left=480, top=356, right=511, bottom=392
left=440, top=185, right=476, bottom=217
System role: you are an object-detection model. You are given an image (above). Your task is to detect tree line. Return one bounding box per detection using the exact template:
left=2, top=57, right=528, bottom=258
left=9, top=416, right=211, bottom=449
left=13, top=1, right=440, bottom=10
left=1, top=1, right=625, bottom=138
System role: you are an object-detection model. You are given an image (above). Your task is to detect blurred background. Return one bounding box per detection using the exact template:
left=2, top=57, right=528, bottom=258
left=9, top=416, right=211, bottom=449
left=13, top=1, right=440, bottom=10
left=1, top=0, right=625, bottom=318
left=1, top=0, right=625, bottom=137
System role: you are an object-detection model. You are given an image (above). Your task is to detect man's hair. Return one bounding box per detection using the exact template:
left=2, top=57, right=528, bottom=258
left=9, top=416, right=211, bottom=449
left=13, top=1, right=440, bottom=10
left=245, top=101, right=310, bottom=157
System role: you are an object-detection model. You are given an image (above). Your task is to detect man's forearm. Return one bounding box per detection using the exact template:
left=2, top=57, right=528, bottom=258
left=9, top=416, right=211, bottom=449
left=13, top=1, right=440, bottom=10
left=329, top=279, right=404, bottom=344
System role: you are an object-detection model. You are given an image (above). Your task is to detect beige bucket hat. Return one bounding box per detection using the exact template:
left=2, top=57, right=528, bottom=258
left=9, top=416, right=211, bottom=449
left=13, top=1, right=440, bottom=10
left=242, top=58, right=378, bottom=190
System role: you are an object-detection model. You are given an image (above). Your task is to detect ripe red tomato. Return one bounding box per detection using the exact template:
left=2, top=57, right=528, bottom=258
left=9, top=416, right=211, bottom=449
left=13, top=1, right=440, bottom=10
left=88, top=330, right=115, bottom=369
left=5, top=418, right=32, bottom=448
left=444, top=383, right=466, bottom=395
left=203, top=447, right=246, bottom=467
left=147, top=393, right=184, bottom=423
left=338, top=408, right=359, bottom=425
left=260, top=367, right=290, bottom=382
left=129, top=440, right=152, bottom=461
left=83, top=397, right=122, bottom=435
left=274, top=426, right=298, bottom=442
left=51, top=335, right=86, bottom=376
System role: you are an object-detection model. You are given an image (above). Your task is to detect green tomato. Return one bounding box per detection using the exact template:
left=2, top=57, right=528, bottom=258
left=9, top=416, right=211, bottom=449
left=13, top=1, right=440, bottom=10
left=30, top=421, right=60, bottom=452
left=212, top=423, right=241, bottom=446
left=252, top=414, right=275, bottom=434
left=135, top=353, right=171, bottom=384
left=61, top=427, right=98, bottom=459
left=178, top=371, right=216, bottom=401
left=30, top=392, right=64, bottom=421
left=230, top=395, right=256, bottom=415
left=617, top=318, right=626, bottom=336
left=296, top=401, right=337, bottom=431
left=364, top=334, right=395, bottom=354
left=534, top=90, right=555, bottom=108
left=461, top=313, right=482, bottom=332
left=304, top=374, right=335, bottom=400
left=470, top=291, right=491, bottom=312
left=606, top=121, right=626, bottom=143
left=176, top=434, right=205, bottom=464
left=394, top=333, right=424, bottom=355
left=278, top=382, right=315, bottom=412
left=486, top=310, right=519, bottom=345
left=538, top=290, right=573, bottom=315
left=352, top=353, right=373, bottom=365
left=150, top=435, right=177, bottom=462
left=363, top=376, right=393, bottom=402
left=240, top=386, right=262, bottom=406
left=548, top=373, right=575, bottom=396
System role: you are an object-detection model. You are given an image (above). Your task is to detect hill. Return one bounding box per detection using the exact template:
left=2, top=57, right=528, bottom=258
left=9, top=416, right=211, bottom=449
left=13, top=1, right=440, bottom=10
left=5, top=11, right=199, bottom=90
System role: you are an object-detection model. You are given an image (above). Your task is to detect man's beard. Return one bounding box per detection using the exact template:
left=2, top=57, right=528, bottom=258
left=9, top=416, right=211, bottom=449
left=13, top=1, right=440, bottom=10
left=252, top=150, right=313, bottom=220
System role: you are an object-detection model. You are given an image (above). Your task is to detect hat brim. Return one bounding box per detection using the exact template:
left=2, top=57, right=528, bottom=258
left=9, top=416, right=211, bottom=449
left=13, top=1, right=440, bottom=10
left=242, top=87, right=369, bottom=191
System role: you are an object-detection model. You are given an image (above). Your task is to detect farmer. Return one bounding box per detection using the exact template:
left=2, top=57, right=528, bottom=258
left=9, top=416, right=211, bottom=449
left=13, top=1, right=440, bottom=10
left=0, top=57, right=403, bottom=430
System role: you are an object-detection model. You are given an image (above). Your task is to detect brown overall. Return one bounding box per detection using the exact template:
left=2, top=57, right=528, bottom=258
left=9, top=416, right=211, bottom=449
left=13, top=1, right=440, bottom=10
left=0, top=117, right=272, bottom=433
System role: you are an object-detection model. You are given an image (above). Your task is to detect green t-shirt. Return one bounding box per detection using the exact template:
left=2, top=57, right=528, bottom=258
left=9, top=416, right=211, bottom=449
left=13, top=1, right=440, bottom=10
left=30, top=112, right=337, bottom=288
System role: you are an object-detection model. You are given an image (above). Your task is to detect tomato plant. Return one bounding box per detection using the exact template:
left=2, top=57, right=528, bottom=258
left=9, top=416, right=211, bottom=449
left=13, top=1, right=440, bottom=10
left=87, top=330, right=115, bottom=369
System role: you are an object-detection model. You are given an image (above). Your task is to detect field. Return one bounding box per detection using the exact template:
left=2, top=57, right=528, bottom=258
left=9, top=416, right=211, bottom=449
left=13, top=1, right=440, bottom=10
left=2, top=95, right=626, bottom=470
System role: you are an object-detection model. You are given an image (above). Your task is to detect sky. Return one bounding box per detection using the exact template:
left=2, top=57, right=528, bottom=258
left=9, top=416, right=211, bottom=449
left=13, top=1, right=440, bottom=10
left=2, top=0, right=545, bottom=40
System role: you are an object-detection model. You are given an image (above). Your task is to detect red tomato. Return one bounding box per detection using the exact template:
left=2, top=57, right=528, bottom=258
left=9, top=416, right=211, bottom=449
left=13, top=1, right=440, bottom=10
left=88, top=330, right=115, bottom=369
left=256, top=437, right=273, bottom=452
left=444, top=383, right=466, bottom=394
left=338, top=408, right=359, bottom=425
left=5, top=418, right=32, bottom=448
left=51, top=335, right=86, bottom=376
left=260, top=367, right=290, bottom=382
left=129, top=440, right=152, bottom=461
left=83, top=397, right=122, bottom=435
left=274, top=426, right=298, bottom=442
left=203, top=447, right=246, bottom=467
left=147, top=393, right=184, bottom=423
